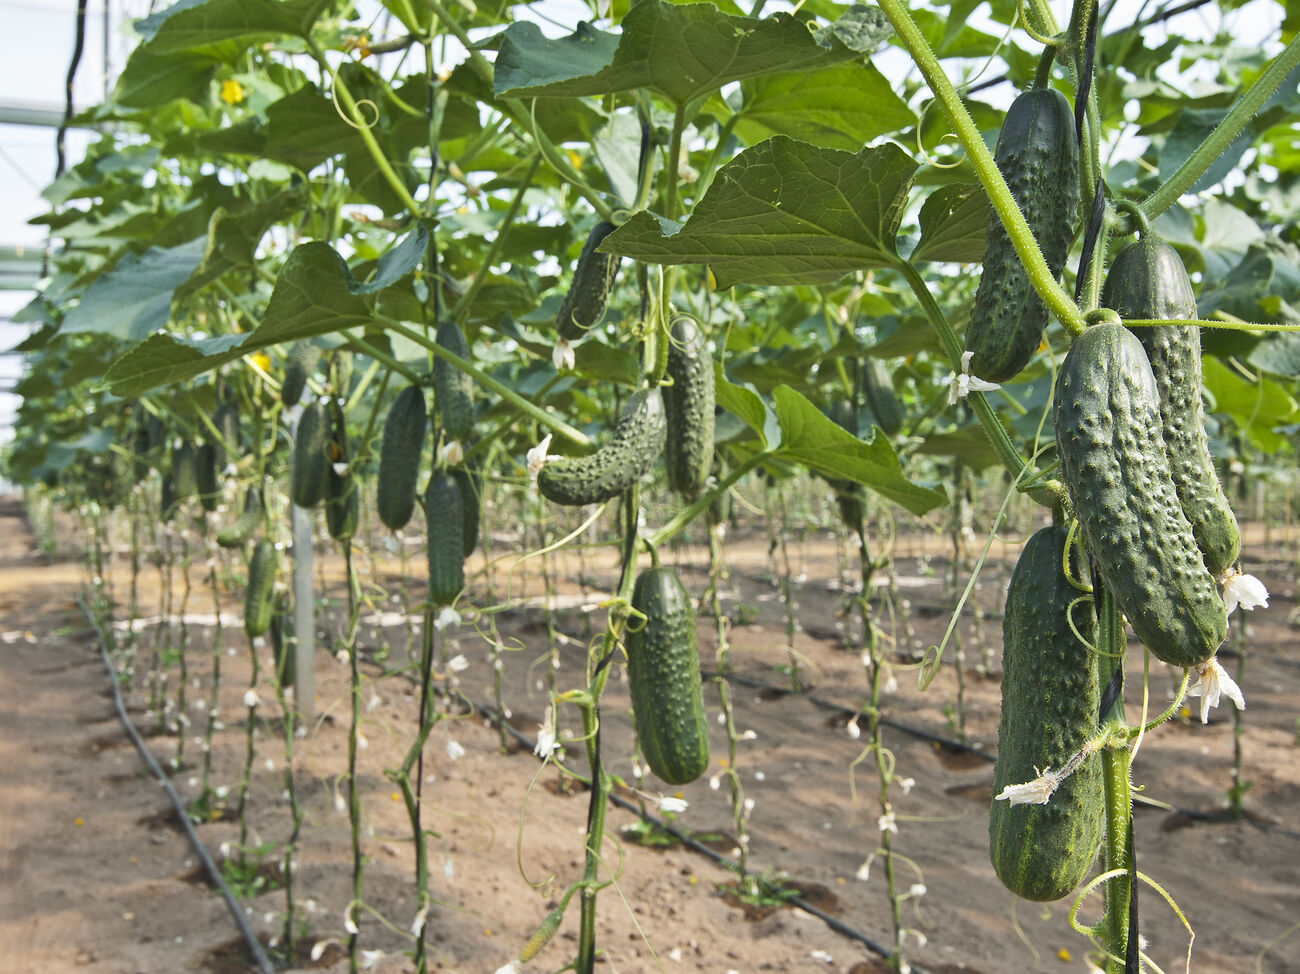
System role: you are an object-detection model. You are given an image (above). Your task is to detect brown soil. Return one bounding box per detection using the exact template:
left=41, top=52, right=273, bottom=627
left=1, top=494, right=1297, bottom=974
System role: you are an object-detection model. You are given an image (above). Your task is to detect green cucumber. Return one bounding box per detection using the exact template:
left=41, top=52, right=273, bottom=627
left=1054, top=323, right=1226, bottom=666
left=217, top=487, right=263, bottom=548
left=990, top=524, right=1102, bottom=902
left=324, top=407, right=358, bottom=541
left=171, top=442, right=199, bottom=503
left=281, top=341, right=322, bottom=406
left=425, top=473, right=465, bottom=606
left=290, top=400, right=330, bottom=509
left=434, top=322, right=474, bottom=442
left=626, top=566, right=710, bottom=785
left=537, top=389, right=666, bottom=506
left=556, top=220, right=621, bottom=341
left=1102, top=237, right=1240, bottom=576
left=664, top=316, right=715, bottom=497
left=196, top=442, right=221, bottom=512
left=965, top=88, right=1080, bottom=383
left=376, top=385, right=427, bottom=531
left=244, top=539, right=278, bottom=637
left=862, top=358, right=903, bottom=436
left=453, top=466, right=480, bottom=558
left=212, top=401, right=241, bottom=473
left=159, top=472, right=178, bottom=521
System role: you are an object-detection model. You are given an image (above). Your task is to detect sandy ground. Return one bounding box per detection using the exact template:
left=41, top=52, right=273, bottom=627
left=1, top=491, right=1298, bottom=974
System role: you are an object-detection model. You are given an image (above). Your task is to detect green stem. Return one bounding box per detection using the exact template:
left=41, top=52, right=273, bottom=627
left=344, top=544, right=364, bottom=974
left=384, top=320, right=592, bottom=447
left=1097, top=586, right=1130, bottom=971
left=877, top=0, right=1086, bottom=335
left=649, top=448, right=768, bottom=547
left=665, top=103, right=687, bottom=220
left=1139, top=33, right=1300, bottom=224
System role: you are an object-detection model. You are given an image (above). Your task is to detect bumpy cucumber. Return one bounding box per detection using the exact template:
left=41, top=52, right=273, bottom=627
left=212, top=401, right=240, bottom=473
left=376, top=385, right=428, bottom=531
left=290, top=400, right=330, bottom=509
left=453, top=466, right=480, bottom=558
left=537, top=389, right=666, bottom=506
left=965, top=88, right=1080, bottom=383
left=664, top=316, right=715, bottom=497
left=1054, top=323, right=1227, bottom=666
left=626, top=566, right=710, bottom=785
left=1102, top=237, right=1240, bottom=576
left=434, top=322, right=474, bottom=442
left=326, top=459, right=360, bottom=542
left=425, top=473, right=465, bottom=606
left=990, top=525, right=1102, bottom=902
left=217, top=487, right=263, bottom=548
left=862, top=358, right=903, bottom=436
left=171, top=442, right=199, bottom=502
left=268, top=593, right=295, bottom=687
left=556, top=220, right=621, bottom=341
left=244, top=539, right=277, bottom=637
left=281, top=341, right=322, bottom=406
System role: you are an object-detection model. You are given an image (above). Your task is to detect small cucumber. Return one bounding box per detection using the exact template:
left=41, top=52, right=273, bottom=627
left=290, top=400, right=330, bottom=509
left=217, top=487, right=263, bottom=548
left=281, top=341, right=322, bottom=406
left=376, top=385, right=428, bottom=531
left=965, top=88, right=1080, bottom=382
left=556, top=220, right=622, bottom=341
left=196, top=442, right=221, bottom=512
left=434, top=322, right=474, bottom=442
left=425, top=473, right=465, bottom=606
left=862, top=358, right=903, bottom=436
left=453, top=465, right=480, bottom=558
left=244, top=539, right=278, bottom=637
left=171, top=442, right=199, bottom=503
left=1054, top=323, right=1227, bottom=666
left=537, top=389, right=666, bottom=506
left=990, top=525, right=1102, bottom=902
left=664, top=316, right=715, bottom=497
left=1102, top=236, right=1240, bottom=576
left=626, top=566, right=710, bottom=785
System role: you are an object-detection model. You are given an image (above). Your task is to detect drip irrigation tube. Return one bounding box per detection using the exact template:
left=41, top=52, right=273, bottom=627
left=77, top=593, right=277, bottom=974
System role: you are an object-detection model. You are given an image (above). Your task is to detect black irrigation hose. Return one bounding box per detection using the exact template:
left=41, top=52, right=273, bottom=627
left=77, top=594, right=278, bottom=974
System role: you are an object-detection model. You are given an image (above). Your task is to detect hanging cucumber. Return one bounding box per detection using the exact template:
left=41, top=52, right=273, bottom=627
left=290, top=400, right=330, bottom=509
left=537, top=389, right=666, bottom=506
left=425, top=473, right=465, bottom=606
left=664, top=316, right=715, bottom=498
left=556, top=220, right=622, bottom=341
left=435, top=322, right=474, bottom=442
left=376, top=385, right=428, bottom=531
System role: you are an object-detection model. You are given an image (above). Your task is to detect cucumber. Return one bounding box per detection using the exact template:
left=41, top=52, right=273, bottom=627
left=425, top=473, right=465, bottom=606
left=217, top=487, right=263, bottom=548
left=376, top=385, right=427, bottom=531
left=212, top=401, right=241, bottom=473
left=290, top=400, right=330, bottom=509
left=626, top=566, right=710, bottom=785
left=664, top=316, right=715, bottom=497
left=324, top=407, right=358, bottom=541
left=1054, top=323, right=1227, bottom=666
left=434, top=322, right=474, bottom=442
left=281, top=341, right=322, bottom=406
left=556, top=220, right=621, bottom=341
left=196, top=442, right=221, bottom=512
left=453, top=465, right=480, bottom=558
left=171, top=442, right=199, bottom=503
left=1102, top=236, right=1240, bottom=576
left=268, top=593, right=295, bottom=687
left=244, top=539, right=278, bottom=637
left=862, top=358, right=903, bottom=436
left=159, top=472, right=178, bottom=521
left=965, top=88, right=1080, bottom=383
left=990, top=524, right=1103, bottom=902
left=537, top=388, right=666, bottom=506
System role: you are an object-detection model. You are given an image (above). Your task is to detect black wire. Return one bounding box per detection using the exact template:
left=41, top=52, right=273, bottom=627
left=78, top=595, right=277, bottom=974
left=56, top=1, right=89, bottom=180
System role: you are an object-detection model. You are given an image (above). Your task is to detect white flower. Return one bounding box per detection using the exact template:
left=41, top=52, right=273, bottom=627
left=332, top=461, right=349, bottom=477
left=897, top=777, right=916, bottom=795
left=443, top=857, right=455, bottom=880
left=846, top=717, right=861, bottom=740
left=738, top=729, right=757, bottom=741
left=877, top=811, right=898, bottom=834
left=343, top=906, right=359, bottom=935
left=552, top=338, right=576, bottom=371
left=445, top=739, right=466, bottom=761
left=908, top=883, right=927, bottom=898
left=440, top=439, right=464, bottom=466
left=434, top=607, right=461, bottom=631
left=659, top=795, right=689, bottom=814
left=448, top=653, right=469, bottom=673
left=534, top=712, right=559, bottom=758
left=1186, top=656, right=1246, bottom=724
left=410, top=903, right=429, bottom=935
left=1220, top=568, right=1269, bottom=616
left=708, top=771, right=723, bottom=791
left=527, top=434, right=553, bottom=482
left=668, top=947, right=683, bottom=962
left=995, top=768, right=1061, bottom=805
left=855, top=856, right=874, bottom=882
left=243, top=689, right=261, bottom=709
left=810, top=949, right=834, bottom=963
left=361, top=949, right=384, bottom=970
left=310, top=940, right=334, bottom=961
left=494, top=962, right=522, bottom=974
left=947, top=350, right=1001, bottom=405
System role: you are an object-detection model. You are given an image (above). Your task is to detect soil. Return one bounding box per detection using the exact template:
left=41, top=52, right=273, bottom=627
left=1, top=492, right=1298, bottom=974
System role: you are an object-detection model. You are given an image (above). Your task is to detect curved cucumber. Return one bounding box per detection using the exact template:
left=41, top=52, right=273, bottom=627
left=217, top=487, right=263, bottom=548
left=664, top=316, right=715, bottom=497
left=376, top=385, right=428, bottom=531
left=1054, top=323, right=1226, bottom=666
left=965, top=88, right=1080, bottom=382
left=626, top=566, right=710, bottom=785
left=990, top=525, right=1102, bottom=902
left=1102, top=237, right=1240, bottom=576
left=556, top=221, right=621, bottom=341
left=537, top=389, right=666, bottom=506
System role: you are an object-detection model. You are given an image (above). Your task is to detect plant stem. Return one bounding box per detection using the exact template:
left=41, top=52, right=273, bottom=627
left=1097, top=586, right=1131, bottom=971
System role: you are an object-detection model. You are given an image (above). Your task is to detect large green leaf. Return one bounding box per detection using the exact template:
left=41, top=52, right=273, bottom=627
left=732, top=62, right=914, bottom=150
left=771, top=386, right=946, bottom=514
left=604, top=137, right=915, bottom=287
left=1159, top=108, right=1252, bottom=195
left=177, top=184, right=310, bottom=297
left=112, top=46, right=223, bottom=107
left=135, top=0, right=332, bottom=54
left=1202, top=356, right=1297, bottom=453
left=60, top=238, right=207, bottom=341
left=494, top=0, right=855, bottom=105
left=715, top=367, right=779, bottom=448
left=910, top=183, right=989, bottom=263
left=912, top=423, right=1002, bottom=470
left=105, top=241, right=380, bottom=396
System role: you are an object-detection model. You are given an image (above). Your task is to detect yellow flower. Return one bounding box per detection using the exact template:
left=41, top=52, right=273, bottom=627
left=250, top=352, right=271, bottom=372
left=220, top=79, right=244, bottom=106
